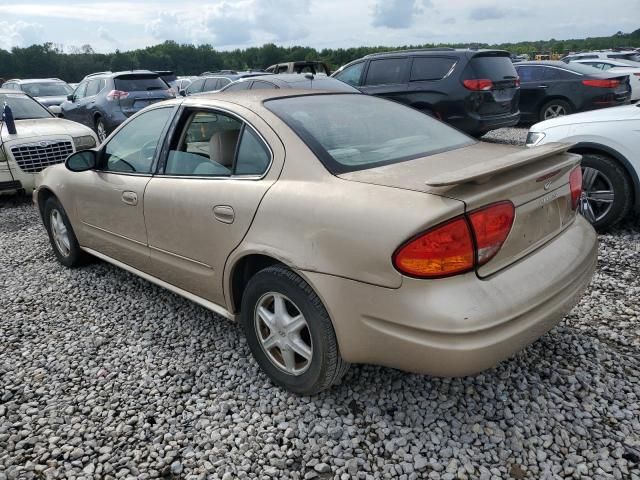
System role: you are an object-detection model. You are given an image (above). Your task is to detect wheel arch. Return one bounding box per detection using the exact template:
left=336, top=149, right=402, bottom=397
left=569, top=142, right=639, bottom=211
left=36, top=186, right=57, bottom=217
left=228, top=253, right=287, bottom=314
left=539, top=95, right=575, bottom=112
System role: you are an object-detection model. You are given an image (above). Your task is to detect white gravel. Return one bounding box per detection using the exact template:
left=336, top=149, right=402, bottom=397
left=1, top=191, right=639, bottom=480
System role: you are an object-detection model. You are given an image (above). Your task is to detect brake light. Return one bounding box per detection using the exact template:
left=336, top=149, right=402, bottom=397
left=582, top=79, right=620, bottom=88
left=463, top=79, right=493, bottom=91
left=106, top=90, right=129, bottom=101
left=468, top=202, right=515, bottom=266
left=393, top=201, right=515, bottom=278
left=569, top=166, right=582, bottom=210
left=515, top=77, right=521, bottom=87
left=393, top=218, right=474, bottom=278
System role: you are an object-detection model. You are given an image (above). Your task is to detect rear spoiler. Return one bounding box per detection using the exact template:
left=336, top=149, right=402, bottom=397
left=426, top=142, right=578, bottom=187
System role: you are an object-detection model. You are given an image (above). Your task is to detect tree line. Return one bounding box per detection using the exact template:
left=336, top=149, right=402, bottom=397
left=1, top=28, right=638, bottom=83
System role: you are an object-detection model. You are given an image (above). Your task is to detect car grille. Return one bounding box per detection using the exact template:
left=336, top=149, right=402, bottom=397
left=11, top=140, right=74, bottom=173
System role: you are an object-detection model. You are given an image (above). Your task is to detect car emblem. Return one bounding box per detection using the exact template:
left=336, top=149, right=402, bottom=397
left=38, top=140, right=55, bottom=148
left=544, top=181, right=552, bottom=190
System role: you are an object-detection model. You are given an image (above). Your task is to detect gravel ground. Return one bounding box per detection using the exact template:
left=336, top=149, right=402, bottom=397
left=1, top=143, right=639, bottom=480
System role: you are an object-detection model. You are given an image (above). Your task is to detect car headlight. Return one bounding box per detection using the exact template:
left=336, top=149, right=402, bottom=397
left=73, top=135, right=97, bottom=151
left=525, top=131, right=546, bottom=147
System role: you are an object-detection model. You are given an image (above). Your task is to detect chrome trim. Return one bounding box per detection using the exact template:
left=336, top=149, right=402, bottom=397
left=81, top=247, right=235, bottom=321
left=149, top=244, right=212, bottom=268
left=81, top=222, right=147, bottom=246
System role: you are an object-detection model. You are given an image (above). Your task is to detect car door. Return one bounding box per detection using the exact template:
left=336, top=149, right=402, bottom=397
left=358, top=57, right=410, bottom=99
left=82, top=78, right=105, bottom=124
left=71, top=106, right=176, bottom=270
left=62, top=81, right=87, bottom=124
left=143, top=105, right=284, bottom=306
left=514, top=65, right=546, bottom=118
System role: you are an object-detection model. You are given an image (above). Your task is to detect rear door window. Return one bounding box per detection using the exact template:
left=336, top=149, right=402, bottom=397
left=203, top=78, right=220, bottom=91
left=410, top=57, right=456, bottom=81
left=543, top=67, right=577, bottom=80
left=515, top=66, right=545, bottom=82
left=364, top=58, right=409, bottom=86
left=223, top=82, right=250, bottom=92
left=114, top=75, right=167, bottom=92
left=85, top=79, right=101, bottom=97
left=251, top=81, right=277, bottom=90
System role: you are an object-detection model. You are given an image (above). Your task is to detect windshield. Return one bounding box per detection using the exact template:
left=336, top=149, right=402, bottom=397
left=265, top=94, right=473, bottom=174
left=21, top=82, right=73, bottom=97
left=0, top=92, right=52, bottom=120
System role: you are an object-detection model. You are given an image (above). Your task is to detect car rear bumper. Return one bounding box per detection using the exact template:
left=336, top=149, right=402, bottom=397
left=451, top=111, right=520, bottom=135
left=302, top=215, right=597, bottom=376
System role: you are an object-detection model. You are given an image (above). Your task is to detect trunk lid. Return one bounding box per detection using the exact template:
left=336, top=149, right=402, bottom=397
left=339, top=141, right=581, bottom=277
left=113, top=74, right=173, bottom=117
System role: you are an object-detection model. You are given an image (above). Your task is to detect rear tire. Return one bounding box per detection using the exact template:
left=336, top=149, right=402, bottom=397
left=43, top=197, right=90, bottom=267
left=539, top=99, right=572, bottom=121
left=240, top=265, right=349, bottom=395
left=579, top=153, right=632, bottom=231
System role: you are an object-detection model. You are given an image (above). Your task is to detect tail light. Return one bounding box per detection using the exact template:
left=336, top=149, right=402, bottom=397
left=393, top=202, right=515, bottom=278
left=569, top=166, right=582, bottom=210
left=106, top=90, right=129, bottom=101
left=468, top=202, right=515, bottom=266
left=582, top=79, right=620, bottom=88
left=634, top=73, right=640, bottom=77
left=463, top=79, right=493, bottom=91
left=515, top=77, right=521, bottom=87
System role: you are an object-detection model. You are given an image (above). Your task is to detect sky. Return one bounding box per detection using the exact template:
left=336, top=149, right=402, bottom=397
left=0, top=0, right=638, bottom=53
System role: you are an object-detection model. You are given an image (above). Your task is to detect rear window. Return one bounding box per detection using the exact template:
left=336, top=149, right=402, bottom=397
left=21, top=82, right=73, bottom=97
left=364, top=58, right=408, bottom=85
left=114, top=75, right=167, bottom=92
left=467, top=55, right=518, bottom=80
left=410, top=57, right=456, bottom=81
left=265, top=94, right=473, bottom=174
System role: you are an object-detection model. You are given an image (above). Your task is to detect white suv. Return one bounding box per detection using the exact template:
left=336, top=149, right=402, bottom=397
left=562, top=50, right=640, bottom=63
left=526, top=104, right=640, bottom=230
left=1, top=89, right=97, bottom=195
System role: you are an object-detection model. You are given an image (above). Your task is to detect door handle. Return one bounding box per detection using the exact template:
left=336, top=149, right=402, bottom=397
left=122, top=191, right=138, bottom=206
left=213, top=205, right=234, bottom=224
left=538, top=84, right=549, bottom=89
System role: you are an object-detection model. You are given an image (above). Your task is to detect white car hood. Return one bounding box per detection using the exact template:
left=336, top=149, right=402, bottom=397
left=1, top=117, right=95, bottom=141
left=532, top=104, right=640, bottom=130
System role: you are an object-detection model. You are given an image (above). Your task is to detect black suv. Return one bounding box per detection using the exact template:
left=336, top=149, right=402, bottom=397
left=332, top=49, right=520, bottom=135
left=60, top=70, right=174, bottom=142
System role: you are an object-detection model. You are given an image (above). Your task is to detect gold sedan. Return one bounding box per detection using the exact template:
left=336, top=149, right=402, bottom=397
left=34, top=91, right=597, bottom=394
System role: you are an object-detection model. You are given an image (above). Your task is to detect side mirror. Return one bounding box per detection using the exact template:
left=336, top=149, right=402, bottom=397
left=66, top=94, right=75, bottom=101
left=65, top=149, right=97, bottom=172
left=49, top=105, right=62, bottom=116
left=179, top=89, right=187, bottom=97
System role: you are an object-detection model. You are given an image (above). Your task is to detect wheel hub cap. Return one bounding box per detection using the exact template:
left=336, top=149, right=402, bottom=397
left=254, top=292, right=313, bottom=376
left=50, top=209, right=71, bottom=257
left=579, top=166, right=614, bottom=224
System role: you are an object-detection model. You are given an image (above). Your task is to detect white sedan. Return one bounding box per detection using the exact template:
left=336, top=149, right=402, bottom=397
left=572, top=59, right=640, bottom=101
left=527, top=104, right=640, bottom=230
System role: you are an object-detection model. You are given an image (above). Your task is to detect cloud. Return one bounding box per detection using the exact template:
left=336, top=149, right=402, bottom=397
left=371, top=0, right=431, bottom=29
left=98, top=27, right=119, bottom=47
left=469, top=5, right=530, bottom=21
left=0, top=20, right=44, bottom=50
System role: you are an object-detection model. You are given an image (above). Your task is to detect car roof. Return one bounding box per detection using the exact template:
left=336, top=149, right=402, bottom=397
left=84, top=70, right=159, bottom=79
left=363, top=48, right=509, bottom=59
left=180, top=89, right=357, bottom=110
left=6, top=78, right=66, bottom=84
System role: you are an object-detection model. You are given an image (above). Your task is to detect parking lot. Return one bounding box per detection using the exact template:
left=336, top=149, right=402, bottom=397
left=1, top=128, right=638, bottom=479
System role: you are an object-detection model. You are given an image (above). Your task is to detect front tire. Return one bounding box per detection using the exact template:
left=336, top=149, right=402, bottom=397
left=240, top=265, right=349, bottom=395
left=95, top=116, right=107, bottom=143
left=43, top=197, right=89, bottom=267
left=579, top=153, right=632, bottom=231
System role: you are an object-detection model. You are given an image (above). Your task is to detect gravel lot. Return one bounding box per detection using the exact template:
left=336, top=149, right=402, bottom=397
left=1, top=128, right=639, bottom=480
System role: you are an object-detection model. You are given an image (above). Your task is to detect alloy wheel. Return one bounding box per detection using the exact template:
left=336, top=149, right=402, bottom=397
left=50, top=209, right=71, bottom=257
left=96, top=121, right=107, bottom=143
left=579, top=166, right=615, bottom=224
left=254, top=292, right=313, bottom=376
left=543, top=104, right=567, bottom=119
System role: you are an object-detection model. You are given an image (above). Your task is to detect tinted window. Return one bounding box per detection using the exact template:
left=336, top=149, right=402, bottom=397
left=251, top=81, right=277, bottom=90
left=516, top=66, right=544, bottom=82
left=21, top=82, right=73, bottom=97
left=467, top=55, right=517, bottom=80
left=203, top=78, right=220, bottom=91
left=102, top=107, right=173, bottom=174
left=165, top=111, right=241, bottom=177
left=333, top=62, right=364, bottom=86
left=544, top=67, right=578, bottom=80
left=0, top=93, right=52, bottom=119
left=187, top=79, right=205, bottom=94
left=265, top=94, right=473, bottom=174
left=410, top=57, right=456, bottom=81
left=364, top=58, right=408, bottom=85
left=235, top=128, right=270, bottom=175
left=223, top=82, right=251, bottom=91
left=114, top=75, right=167, bottom=92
